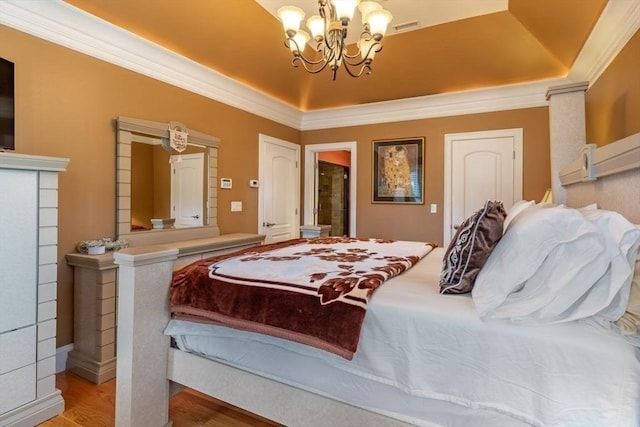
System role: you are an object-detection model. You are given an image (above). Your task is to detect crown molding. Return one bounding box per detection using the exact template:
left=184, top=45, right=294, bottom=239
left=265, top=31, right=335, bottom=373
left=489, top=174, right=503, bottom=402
left=0, top=0, right=303, bottom=129
left=0, top=0, right=637, bottom=131
left=0, top=152, right=69, bottom=172
left=301, top=78, right=568, bottom=131
left=304, top=0, right=640, bottom=130
left=568, top=0, right=640, bottom=84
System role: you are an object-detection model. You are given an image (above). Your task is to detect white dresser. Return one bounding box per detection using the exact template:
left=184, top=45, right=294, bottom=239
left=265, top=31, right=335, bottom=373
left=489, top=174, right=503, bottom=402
left=0, top=152, right=68, bottom=427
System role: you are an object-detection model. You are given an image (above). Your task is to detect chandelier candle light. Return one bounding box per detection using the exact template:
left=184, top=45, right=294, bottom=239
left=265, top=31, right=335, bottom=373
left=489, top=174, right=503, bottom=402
left=277, top=0, right=392, bottom=80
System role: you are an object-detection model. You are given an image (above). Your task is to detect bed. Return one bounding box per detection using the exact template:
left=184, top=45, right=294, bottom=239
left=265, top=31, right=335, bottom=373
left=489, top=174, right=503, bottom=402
left=113, top=135, right=640, bottom=427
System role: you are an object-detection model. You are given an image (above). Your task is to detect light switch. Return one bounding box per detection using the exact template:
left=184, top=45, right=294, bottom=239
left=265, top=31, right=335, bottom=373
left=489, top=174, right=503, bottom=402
left=430, top=203, right=437, bottom=213
left=231, top=201, right=242, bottom=212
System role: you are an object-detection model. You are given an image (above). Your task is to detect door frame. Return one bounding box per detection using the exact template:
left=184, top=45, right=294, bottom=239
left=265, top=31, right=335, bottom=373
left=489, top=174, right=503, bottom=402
left=443, top=128, right=523, bottom=245
left=258, top=134, right=301, bottom=237
left=304, top=141, right=357, bottom=237
left=317, top=160, right=350, bottom=236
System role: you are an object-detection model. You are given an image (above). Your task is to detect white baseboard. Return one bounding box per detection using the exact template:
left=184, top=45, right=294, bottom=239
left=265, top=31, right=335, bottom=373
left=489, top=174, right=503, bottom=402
left=56, top=344, right=73, bottom=373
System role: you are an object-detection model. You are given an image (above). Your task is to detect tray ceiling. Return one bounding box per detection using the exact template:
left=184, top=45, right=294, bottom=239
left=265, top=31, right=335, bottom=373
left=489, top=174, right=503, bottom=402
left=62, top=0, right=608, bottom=111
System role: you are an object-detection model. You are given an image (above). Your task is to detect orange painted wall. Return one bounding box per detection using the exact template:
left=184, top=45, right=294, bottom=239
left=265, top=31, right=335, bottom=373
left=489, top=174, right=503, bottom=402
left=302, top=108, right=551, bottom=245
left=585, top=29, right=640, bottom=146
left=0, top=25, right=300, bottom=346
left=318, top=150, right=351, bottom=167
left=1, top=22, right=635, bottom=348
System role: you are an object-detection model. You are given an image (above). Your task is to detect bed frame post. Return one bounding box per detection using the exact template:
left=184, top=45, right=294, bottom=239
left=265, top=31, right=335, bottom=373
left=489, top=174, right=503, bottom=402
left=114, top=247, right=178, bottom=427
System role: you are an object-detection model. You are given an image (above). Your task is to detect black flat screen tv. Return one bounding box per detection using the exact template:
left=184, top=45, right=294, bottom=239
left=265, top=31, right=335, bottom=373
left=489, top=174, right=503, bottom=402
left=0, top=57, right=15, bottom=151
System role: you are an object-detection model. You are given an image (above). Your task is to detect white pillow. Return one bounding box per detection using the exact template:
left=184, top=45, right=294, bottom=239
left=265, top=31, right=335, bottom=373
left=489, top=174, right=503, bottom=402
left=580, top=210, right=640, bottom=324
left=472, top=205, right=610, bottom=324
left=502, top=199, right=534, bottom=233
left=616, top=253, right=640, bottom=347
left=577, top=203, right=598, bottom=212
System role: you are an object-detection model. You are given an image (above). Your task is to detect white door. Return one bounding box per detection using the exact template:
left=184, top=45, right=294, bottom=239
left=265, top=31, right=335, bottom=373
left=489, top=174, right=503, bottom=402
left=444, top=129, right=523, bottom=245
left=259, top=134, right=300, bottom=243
left=171, top=153, right=204, bottom=227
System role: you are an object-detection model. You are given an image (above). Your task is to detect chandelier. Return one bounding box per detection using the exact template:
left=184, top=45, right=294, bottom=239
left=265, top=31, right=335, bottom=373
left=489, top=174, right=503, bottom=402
left=276, top=0, right=393, bottom=80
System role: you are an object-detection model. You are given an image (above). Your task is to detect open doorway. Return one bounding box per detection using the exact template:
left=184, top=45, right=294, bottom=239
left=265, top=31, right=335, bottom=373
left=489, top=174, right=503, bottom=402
left=304, top=142, right=357, bottom=237
left=317, top=160, right=349, bottom=236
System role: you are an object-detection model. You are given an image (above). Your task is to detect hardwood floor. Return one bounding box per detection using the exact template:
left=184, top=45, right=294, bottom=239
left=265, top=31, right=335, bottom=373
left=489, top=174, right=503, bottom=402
left=39, top=372, right=281, bottom=427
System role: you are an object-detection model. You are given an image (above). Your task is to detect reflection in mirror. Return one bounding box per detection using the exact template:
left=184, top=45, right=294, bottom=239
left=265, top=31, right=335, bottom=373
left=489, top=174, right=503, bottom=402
left=116, top=116, right=221, bottom=247
left=130, top=136, right=209, bottom=231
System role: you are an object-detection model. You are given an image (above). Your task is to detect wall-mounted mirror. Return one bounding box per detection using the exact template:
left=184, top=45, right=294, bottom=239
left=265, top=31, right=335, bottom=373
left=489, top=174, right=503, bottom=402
left=130, top=135, right=209, bottom=230
left=116, top=116, right=221, bottom=246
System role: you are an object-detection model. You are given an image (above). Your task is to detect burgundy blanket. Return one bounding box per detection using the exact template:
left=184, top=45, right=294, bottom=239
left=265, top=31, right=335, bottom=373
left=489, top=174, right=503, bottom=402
left=170, top=237, right=435, bottom=359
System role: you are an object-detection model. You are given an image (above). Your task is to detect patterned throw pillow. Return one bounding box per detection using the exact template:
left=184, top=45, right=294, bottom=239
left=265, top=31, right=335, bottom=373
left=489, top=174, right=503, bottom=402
left=440, top=200, right=506, bottom=294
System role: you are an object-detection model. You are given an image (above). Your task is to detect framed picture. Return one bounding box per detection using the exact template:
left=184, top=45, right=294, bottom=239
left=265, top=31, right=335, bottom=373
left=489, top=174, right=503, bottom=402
left=372, top=137, right=424, bottom=204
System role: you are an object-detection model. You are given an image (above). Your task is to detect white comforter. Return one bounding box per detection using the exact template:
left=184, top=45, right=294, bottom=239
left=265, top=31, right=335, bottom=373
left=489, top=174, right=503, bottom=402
left=166, top=248, right=640, bottom=426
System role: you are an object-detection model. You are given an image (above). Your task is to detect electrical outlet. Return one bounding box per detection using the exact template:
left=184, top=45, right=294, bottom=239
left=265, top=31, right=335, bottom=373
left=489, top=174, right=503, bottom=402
left=430, top=204, right=437, bottom=213
left=231, top=201, right=242, bottom=212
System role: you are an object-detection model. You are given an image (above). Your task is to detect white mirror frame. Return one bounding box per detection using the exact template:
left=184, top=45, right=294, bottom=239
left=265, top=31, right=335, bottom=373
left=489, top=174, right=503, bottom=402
left=116, top=116, right=221, bottom=246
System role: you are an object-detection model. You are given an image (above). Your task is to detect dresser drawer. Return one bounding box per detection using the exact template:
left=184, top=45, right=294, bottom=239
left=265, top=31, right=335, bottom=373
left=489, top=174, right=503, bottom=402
left=0, top=169, right=38, bottom=335
left=0, top=325, right=36, bottom=375
left=0, top=364, right=36, bottom=414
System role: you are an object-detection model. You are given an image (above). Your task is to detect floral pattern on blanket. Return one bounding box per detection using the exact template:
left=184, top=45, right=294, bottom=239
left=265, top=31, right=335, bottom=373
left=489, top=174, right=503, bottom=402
left=228, top=237, right=425, bottom=304
left=171, top=237, right=435, bottom=359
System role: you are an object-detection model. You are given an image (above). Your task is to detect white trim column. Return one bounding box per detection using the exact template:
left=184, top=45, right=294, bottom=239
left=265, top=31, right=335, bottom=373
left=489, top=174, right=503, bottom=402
left=546, top=82, right=589, bottom=204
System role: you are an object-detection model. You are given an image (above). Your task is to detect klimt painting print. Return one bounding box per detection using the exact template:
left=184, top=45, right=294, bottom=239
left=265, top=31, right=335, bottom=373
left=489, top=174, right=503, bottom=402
left=372, top=137, right=424, bottom=204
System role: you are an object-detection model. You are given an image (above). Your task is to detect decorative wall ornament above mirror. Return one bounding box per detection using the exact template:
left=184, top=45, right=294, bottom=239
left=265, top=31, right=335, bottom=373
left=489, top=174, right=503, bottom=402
left=166, top=121, right=189, bottom=159
left=116, top=116, right=221, bottom=246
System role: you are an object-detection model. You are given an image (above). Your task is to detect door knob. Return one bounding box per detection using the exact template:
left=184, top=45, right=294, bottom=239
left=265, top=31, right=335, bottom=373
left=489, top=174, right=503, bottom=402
left=191, top=214, right=200, bottom=219
left=263, top=222, right=275, bottom=227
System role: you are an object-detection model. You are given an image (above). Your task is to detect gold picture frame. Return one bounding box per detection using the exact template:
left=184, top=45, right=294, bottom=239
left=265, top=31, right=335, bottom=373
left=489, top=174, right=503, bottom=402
left=372, top=137, right=424, bottom=204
